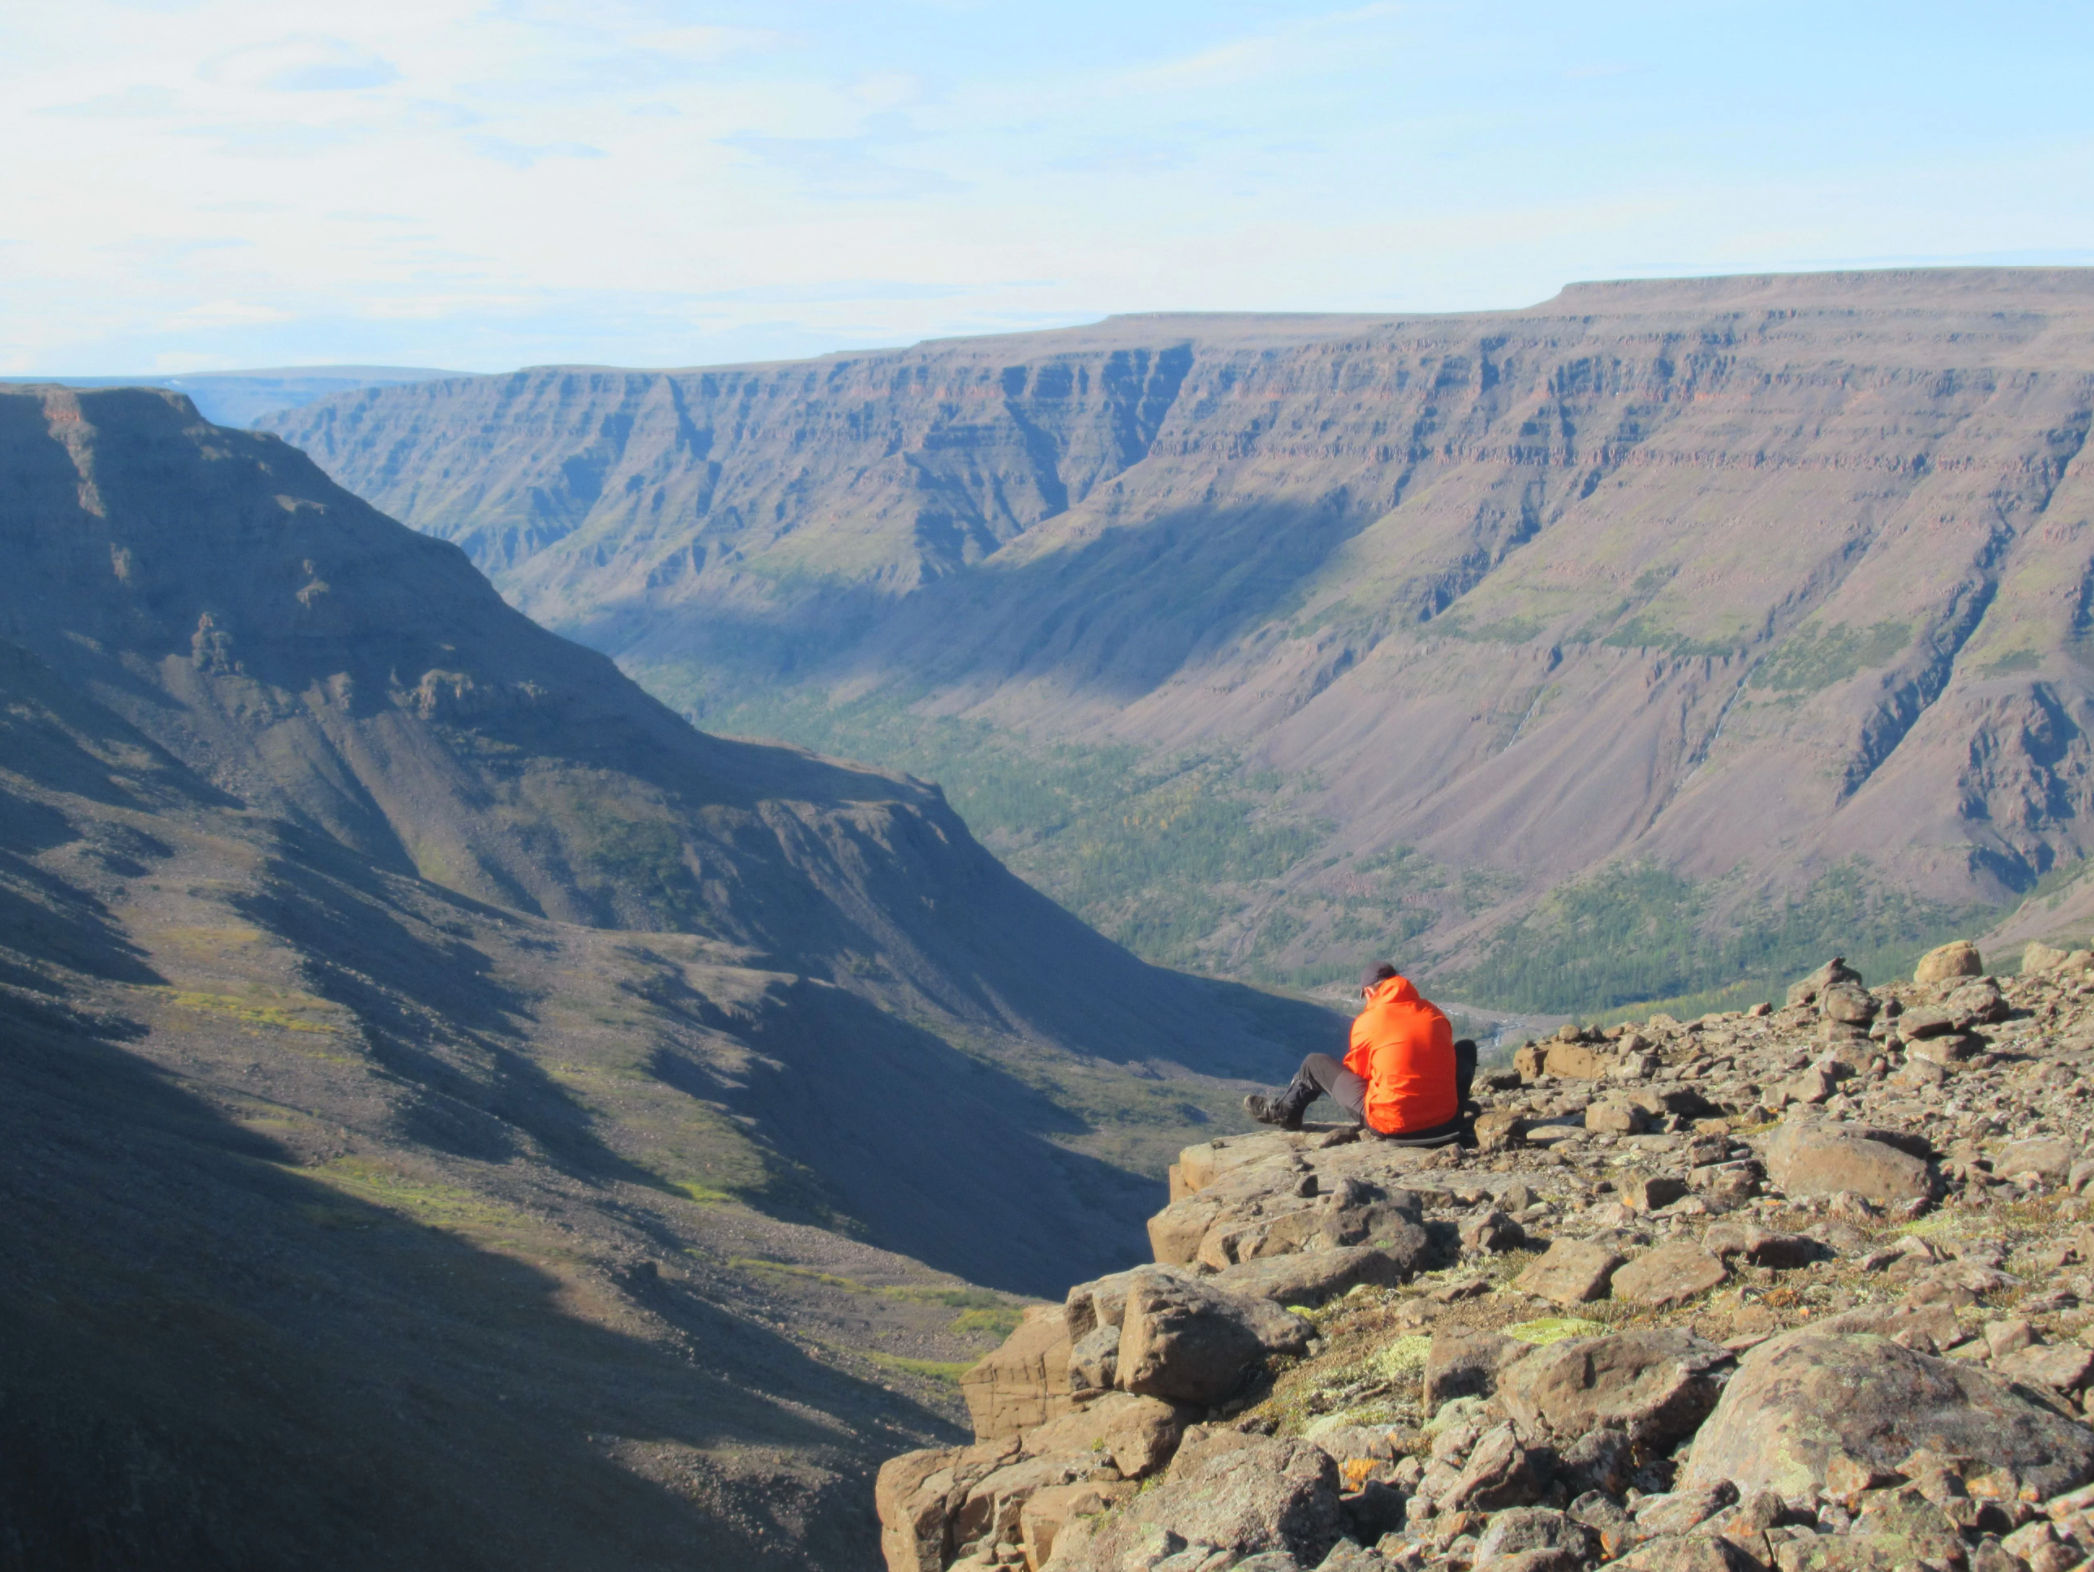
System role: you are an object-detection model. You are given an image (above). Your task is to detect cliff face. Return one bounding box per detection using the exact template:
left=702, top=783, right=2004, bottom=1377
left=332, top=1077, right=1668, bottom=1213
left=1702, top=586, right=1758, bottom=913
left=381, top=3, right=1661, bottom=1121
left=265, top=271, right=2094, bottom=988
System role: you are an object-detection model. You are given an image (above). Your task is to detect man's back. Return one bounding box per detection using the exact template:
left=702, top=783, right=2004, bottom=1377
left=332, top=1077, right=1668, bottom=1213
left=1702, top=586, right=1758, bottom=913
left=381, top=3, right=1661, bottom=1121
left=1344, top=975, right=1456, bottom=1135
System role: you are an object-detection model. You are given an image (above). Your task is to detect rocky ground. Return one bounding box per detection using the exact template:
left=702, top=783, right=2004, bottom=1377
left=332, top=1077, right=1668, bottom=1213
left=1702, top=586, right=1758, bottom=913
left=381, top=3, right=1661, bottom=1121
left=878, top=940, right=2094, bottom=1572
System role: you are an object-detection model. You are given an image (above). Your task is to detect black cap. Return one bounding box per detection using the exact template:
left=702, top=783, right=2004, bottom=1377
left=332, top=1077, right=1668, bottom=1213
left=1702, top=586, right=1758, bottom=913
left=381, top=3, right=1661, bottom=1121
left=1360, top=962, right=1398, bottom=988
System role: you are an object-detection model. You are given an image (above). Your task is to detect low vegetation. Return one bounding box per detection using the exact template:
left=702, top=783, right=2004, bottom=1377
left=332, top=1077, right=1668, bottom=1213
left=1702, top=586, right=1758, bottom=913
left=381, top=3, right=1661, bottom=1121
left=673, top=680, right=1333, bottom=977
left=1450, top=858, right=1985, bottom=1014
left=652, top=672, right=2015, bottom=1020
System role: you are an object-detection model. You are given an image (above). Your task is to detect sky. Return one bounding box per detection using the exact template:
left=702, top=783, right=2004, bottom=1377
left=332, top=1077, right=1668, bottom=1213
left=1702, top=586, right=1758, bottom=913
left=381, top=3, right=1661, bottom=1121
left=5, top=0, right=2093, bottom=375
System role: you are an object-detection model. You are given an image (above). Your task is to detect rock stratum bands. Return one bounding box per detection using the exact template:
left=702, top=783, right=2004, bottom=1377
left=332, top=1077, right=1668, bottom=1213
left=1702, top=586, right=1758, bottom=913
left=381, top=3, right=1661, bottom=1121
left=880, top=942, right=2094, bottom=1572
left=265, top=270, right=2094, bottom=978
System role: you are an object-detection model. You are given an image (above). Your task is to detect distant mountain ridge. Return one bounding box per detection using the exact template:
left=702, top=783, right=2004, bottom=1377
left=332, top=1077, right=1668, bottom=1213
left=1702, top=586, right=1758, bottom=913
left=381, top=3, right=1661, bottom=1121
left=261, top=268, right=2094, bottom=1004
left=13, top=365, right=460, bottom=427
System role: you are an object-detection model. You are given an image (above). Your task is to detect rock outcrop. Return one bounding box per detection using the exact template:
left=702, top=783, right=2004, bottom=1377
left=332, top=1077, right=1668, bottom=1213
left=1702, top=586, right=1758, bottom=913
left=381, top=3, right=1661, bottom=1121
left=877, top=951, right=2094, bottom=1571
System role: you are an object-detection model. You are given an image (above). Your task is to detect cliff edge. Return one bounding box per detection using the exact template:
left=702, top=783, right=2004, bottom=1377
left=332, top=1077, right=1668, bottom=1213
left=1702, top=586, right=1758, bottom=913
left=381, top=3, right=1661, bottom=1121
left=879, top=942, right=2094, bottom=1571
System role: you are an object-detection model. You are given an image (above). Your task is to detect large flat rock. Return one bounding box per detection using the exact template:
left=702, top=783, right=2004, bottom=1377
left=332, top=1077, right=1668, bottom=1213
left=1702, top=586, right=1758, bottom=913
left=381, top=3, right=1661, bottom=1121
left=1682, top=1329, right=2094, bottom=1500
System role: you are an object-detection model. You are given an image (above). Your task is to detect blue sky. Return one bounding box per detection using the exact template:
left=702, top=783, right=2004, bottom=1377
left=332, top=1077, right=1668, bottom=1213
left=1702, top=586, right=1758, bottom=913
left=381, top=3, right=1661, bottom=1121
left=6, top=0, right=2093, bottom=374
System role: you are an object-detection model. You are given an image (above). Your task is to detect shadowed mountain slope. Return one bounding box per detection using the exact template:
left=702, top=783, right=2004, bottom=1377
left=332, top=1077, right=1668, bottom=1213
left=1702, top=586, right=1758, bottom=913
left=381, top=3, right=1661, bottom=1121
left=0, top=386, right=1338, bottom=1568
left=1, top=386, right=1313, bottom=1090
left=265, top=269, right=2094, bottom=1003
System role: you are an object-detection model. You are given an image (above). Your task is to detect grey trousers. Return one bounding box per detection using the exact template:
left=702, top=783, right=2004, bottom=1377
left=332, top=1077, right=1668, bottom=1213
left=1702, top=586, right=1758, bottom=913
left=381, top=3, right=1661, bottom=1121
left=1299, top=1052, right=1369, bottom=1121
left=1295, top=1043, right=1477, bottom=1138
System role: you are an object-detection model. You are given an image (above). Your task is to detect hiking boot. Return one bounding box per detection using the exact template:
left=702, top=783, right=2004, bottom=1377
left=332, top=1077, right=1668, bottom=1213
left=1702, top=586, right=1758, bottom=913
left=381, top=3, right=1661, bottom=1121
left=1243, top=1075, right=1316, bottom=1130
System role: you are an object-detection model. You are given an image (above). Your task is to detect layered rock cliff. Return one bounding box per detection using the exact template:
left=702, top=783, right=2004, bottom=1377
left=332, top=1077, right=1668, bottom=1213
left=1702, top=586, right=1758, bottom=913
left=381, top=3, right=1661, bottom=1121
left=879, top=941, right=2094, bottom=1570
left=263, top=270, right=2094, bottom=997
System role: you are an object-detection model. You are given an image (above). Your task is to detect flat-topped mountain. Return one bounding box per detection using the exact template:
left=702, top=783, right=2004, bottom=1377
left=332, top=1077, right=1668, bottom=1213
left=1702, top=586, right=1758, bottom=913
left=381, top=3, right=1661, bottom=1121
left=265, top=269, right=2094, bottom=1009
left=0, top=385, right=1332, bottom=1567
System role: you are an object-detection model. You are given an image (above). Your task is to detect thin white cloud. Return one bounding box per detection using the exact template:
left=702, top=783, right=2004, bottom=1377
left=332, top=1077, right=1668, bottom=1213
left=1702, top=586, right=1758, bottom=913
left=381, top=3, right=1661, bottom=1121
left=627, top=24, right=783, bottom=63
left=204, top=35, right=401, bottom=93
left=1099, top=2, right=1407, bottom=98
left=725, top=133, right=965, bottom=200
left=468, top=135, right=606, bottom=168
left=165, top=300, right=296, bottom=328
left=41, top=83, right=183, bottom=117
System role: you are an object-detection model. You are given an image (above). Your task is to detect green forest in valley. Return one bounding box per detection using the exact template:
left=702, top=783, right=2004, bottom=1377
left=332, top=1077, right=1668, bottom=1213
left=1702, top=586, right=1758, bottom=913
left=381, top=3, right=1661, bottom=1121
left=643, top=669, right=2022, bottom=1019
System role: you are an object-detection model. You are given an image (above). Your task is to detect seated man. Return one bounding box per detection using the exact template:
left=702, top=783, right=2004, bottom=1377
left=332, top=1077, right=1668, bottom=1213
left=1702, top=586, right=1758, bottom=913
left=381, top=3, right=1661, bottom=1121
left=1244, top=963, right=1475, bottom=1141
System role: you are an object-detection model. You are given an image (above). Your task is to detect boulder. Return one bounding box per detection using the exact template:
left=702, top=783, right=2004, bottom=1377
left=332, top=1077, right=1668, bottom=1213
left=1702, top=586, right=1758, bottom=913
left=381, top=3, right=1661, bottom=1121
left=1681, top=1329, right=2094, bottom=1501
left=1147, top=1158, right=1322, bottom=1267
left=1474, top=1507, right=1594, bottom=1568
left=1022, top=1392, right=1190, bottom=1480
left=1497, top=1327, right=1732, bottom=1448
left=1914, top=940, right=1983, bottom=985
left=1906, top=1030, right=1981, bottom=1066
left=1765, top=1121, right=1933, bottom=1206
left=1634, top=1483, right=1737, bottom=1537
left=1116, top=1273, right=1311, bottom=1405
left=1611, top=1241, right=1728, bottom=1309
left=952, top=1452, right=1101, bottom=1561
left=1041, top=1435, right=1345, bottom=1572
left=1819, top=981, right=1877, bottom=1025
left=1545, top=1041, right=1615, bottom=1080
left=1065, top=1264, right=1192, bottom=1341
left=1613, top=1535, right=1757, bottom=1572
left=1018, top=1480, right=1132, bottom=1572
left=1514, top=1237, right=1626, bottom=1305
left=1197, top=1203, right=1326, bottom=1268
left=1145, top=1191, right=1236, bottom=1267
left=1777, top=1064, right=1838, bottom=1106
left=1788, top=958, right=1862, bottom=1008
left=1064, top=1324, right=1118, bottom=1395
left=1703, top=1223, right=1821, bottom=1270
left=1212, top=1242, right=1429, bottom=1306
left=1620, top=1173, right=1689, bottom=1213
left=1586, top=1098, right=1652, bottom=1135
left=1766, top=1489, right=1967, bottom=1571
left=1445, top=1422, right=1553, bottom=1511
left=1945, top=976, right=2009, bottom=1026
left=1475, top=1107, right=1526, bottom=1150
left=1893, top=1005, right=1958, bottom=1038
left=2000, top=1342, right=2094, bottom=1394
left=1557, top=1424, right=1635, bottom=1496
left=2024, top=940, right=2071, bottom=975
left=877, top=1437, right=1020, bottom=1572
left=962, top=1307, right=1076, bottom=1441
left=1319, top=1181, right=1428, bottom=1251
left=1462, top=1210, right=1528, bottom=1255
left=1172, top=1133, right=1310, bottom=1196
left=1995, top=1137, right=2077, bottom=1182
left=1423, top=1330, right=1528, bottom=1409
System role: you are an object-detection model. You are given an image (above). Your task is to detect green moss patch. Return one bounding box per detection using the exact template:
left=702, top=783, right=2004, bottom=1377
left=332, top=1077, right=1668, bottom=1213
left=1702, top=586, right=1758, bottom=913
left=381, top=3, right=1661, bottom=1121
left=1503, top=1315, right=1606, bottom=1345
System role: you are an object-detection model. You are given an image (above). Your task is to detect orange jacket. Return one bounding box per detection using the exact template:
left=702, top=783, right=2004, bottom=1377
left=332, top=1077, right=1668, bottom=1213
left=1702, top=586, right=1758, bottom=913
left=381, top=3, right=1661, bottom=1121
left=1343, top=975, right=1456, bottom=1135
